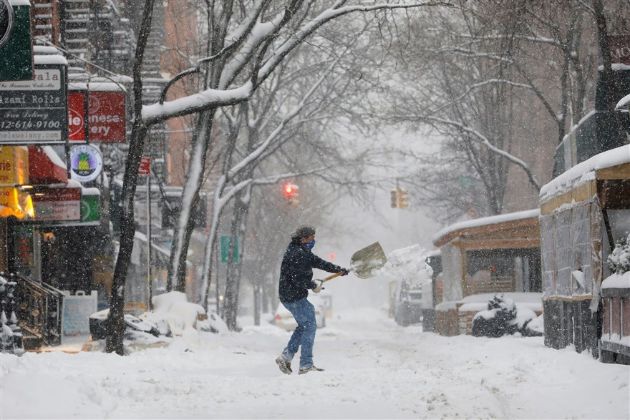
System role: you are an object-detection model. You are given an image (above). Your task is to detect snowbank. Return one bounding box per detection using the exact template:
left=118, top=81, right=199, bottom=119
left=148, top=291, right=205, bottom=336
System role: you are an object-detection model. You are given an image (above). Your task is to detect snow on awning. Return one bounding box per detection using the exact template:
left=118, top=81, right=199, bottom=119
left=68, top=82, right=125, bottom=92
left=616, top=93, right=630, bottom=110
left=28, top=146, right=67, bottom=184
left=539, top=144, right=630, bottom=202
left=432, top=209, right=539, bottom=247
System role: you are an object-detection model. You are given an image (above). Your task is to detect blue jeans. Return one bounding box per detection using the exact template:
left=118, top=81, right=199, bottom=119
left=281, top=298, right=317, bottom=369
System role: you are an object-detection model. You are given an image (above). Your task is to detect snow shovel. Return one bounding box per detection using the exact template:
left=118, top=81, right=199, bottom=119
left=322, top=242, right=387, bottom=283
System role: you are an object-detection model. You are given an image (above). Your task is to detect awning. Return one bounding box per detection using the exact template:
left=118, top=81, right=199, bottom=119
left=28, top=146, right=68, bottom=184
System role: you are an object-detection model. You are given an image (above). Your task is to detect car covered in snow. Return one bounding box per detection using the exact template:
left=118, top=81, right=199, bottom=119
left=272, top=293, right=328, bottom=331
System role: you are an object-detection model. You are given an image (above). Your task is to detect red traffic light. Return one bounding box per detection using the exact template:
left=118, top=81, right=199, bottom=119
left=282, top=182, right=300, bottom=206
left=282, top=182, right=299, bottom=198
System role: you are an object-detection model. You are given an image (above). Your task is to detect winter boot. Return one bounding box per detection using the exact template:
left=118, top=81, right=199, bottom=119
left=275, top=355, right=292, bottom=375
left=298, top=365, right=325, bottom=375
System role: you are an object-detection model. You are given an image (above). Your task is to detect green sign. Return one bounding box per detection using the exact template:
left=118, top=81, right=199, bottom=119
left=80, top=193, right=101, bottom=223
left=0, top=1, right=32, bottom=81
left=220, top=235, right=239, bottom=263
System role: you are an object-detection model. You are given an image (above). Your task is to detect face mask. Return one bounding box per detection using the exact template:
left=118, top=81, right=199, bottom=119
left=305, top=240, right=316, bottom=250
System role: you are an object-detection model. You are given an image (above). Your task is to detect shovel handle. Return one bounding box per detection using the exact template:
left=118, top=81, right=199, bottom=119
left=323, top=272, right=344, bottom=282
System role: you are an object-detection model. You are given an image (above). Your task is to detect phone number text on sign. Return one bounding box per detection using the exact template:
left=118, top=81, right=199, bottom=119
left=0, top=65, right=67, bottom=145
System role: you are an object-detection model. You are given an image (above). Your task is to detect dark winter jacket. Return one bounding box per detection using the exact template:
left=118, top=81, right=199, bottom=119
left=279, top=239, right=342, bottom=303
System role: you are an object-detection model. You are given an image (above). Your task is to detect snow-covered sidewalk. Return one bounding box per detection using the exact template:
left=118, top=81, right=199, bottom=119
left=1, top=308, right=628, bottom=419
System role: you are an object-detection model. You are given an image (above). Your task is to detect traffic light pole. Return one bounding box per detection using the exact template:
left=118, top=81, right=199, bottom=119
left=147, top=174, right=152, bottom=310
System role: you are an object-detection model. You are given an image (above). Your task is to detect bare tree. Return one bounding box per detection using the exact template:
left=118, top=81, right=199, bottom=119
left=107, top=0, right=450, bottom=353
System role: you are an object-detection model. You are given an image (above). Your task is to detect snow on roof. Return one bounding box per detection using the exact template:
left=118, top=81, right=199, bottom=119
left=9, top=0, right=31, bottom=6
left=34, top=55, right=68, bottom=66
left=432, top=209, right=539, bottom=245
left=33, top=46, right=60, bottom=55
left=540, top=144, right=630, bottom=202
left=602, top=272, right=630, bottom=289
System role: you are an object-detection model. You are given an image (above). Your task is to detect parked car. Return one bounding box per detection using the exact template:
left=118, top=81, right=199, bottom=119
left=272, top=293, right=328, bottom=331
left=393, top=280, right=423, bottom=326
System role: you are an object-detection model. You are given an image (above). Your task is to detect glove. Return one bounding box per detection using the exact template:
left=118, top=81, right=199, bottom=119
left=312, top=279, right=324, bottom=293
left=340, top=268, right=350, bottom=276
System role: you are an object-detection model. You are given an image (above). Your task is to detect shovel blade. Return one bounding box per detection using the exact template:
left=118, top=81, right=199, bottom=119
left=350, top=242, right=387, bottom=279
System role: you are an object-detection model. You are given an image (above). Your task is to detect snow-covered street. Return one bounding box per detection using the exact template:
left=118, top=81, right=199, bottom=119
left=1, top=308, right=628, bottom=419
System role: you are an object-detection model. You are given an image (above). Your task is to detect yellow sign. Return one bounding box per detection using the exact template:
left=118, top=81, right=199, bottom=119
left=0, top=146, right=28, bottom=186
left=0, top=187, right=33, bottom=219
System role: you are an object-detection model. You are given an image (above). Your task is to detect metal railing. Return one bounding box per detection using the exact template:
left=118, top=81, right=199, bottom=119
left=0, top=274, right=24, bottom=355
left=10, top=273, right=64, bottom=348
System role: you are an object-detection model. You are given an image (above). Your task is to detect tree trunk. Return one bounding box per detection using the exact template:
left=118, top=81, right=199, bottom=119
left=223, top=190, right=250, bottom=330
left=167, top=110, right=216, bottom=292
left=105, top=0, right=155, bottom=355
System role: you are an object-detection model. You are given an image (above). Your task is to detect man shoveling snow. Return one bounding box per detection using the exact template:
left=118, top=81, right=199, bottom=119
left=275, top=226, right=349, bottom=375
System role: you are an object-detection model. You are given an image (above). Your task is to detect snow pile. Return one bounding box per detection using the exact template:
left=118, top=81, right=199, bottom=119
left=147, top=291, right=205, bottom=336
left=607, top=233, right=630, bottom=274
left=602, top=234, right=630, bottom=290
left=472, top=295, right=541, bottom=338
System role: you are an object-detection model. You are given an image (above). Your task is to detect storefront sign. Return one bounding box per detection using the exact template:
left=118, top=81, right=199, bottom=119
left=32, top=187, right=81, bottom=221
left=80, top=192, right=100, bottom=223
left=62, top=291, right=97, bottom=337
left=67, top=90, right=88, bottom=143
left=70, top=144, right=103, bottom=182
left=0, top=64, right=67, bottom=144
left=0, top=146, right=28, bottom=186
left=88, top=91, right=126, bottom=143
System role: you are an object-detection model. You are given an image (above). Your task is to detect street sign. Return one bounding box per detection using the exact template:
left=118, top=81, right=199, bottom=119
left=220, top=235, right=239, bottom=263
left=0, top=64, right=68, bottom=144
left=138, top=156, right=151, bottom=175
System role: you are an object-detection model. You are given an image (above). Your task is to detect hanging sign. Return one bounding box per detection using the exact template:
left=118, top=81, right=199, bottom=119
left=0, top=64, right=67, bottom=144
left=32, top=187, right=81, bottom=221
left=67, top=90, right=88, bottom=143
left=0, top=146, right=28, bottom=186
left=70, top=144, right=103, bottom=182
left=88, top=91, right=126, bottom=143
